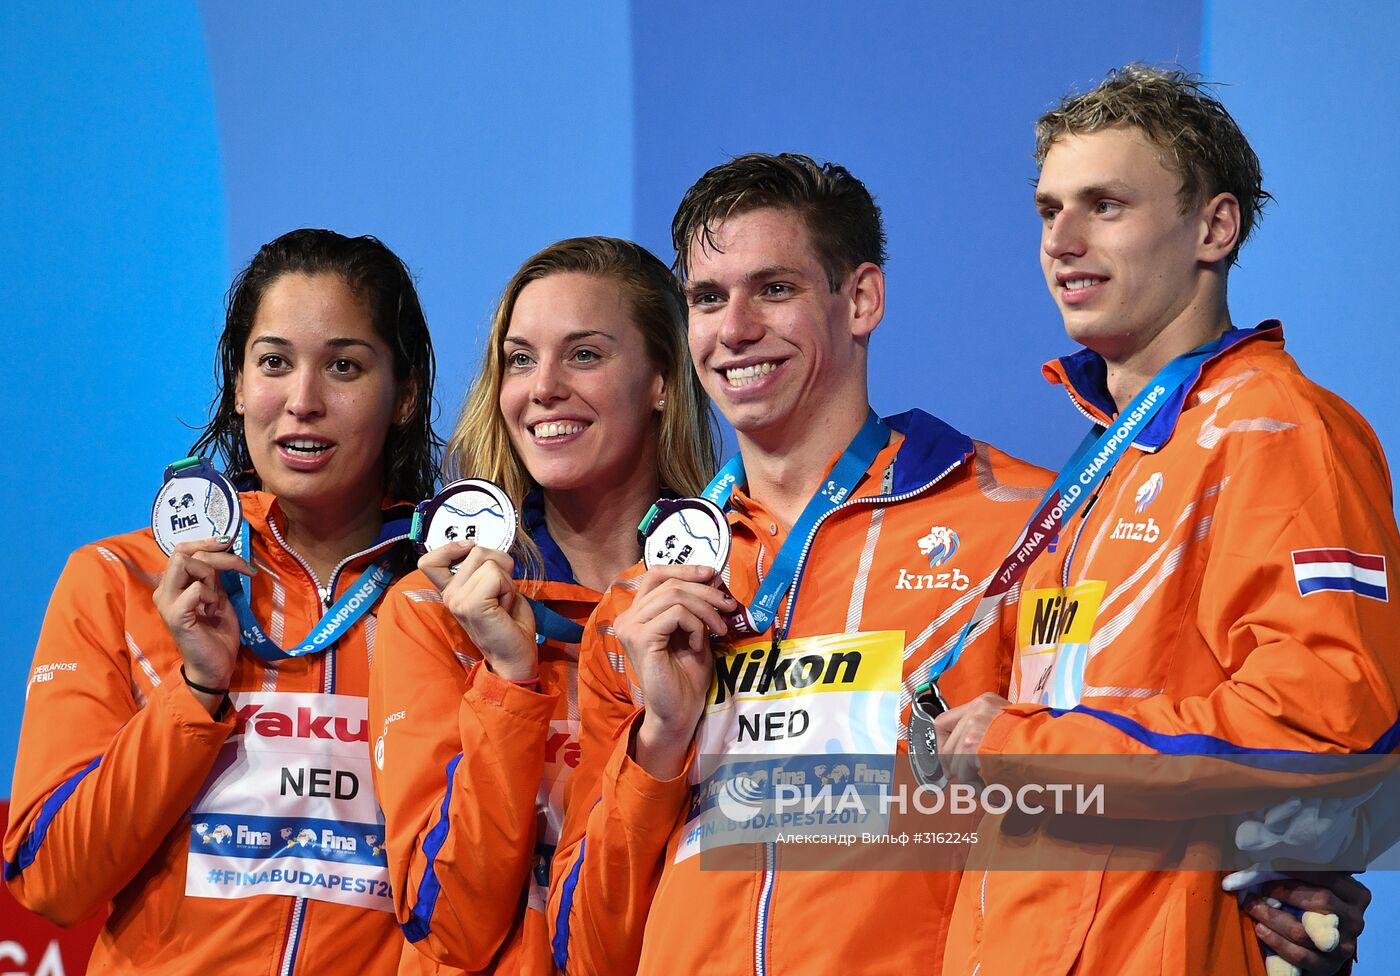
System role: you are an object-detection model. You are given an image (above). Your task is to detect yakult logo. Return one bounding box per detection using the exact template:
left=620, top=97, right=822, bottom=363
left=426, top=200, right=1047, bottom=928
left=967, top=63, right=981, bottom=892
left=234, top=704, right=369, bottom=743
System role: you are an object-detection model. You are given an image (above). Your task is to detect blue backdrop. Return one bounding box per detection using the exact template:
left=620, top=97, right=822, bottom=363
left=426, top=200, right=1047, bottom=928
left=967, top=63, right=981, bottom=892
left=3, top=0, right=1396, bottom=958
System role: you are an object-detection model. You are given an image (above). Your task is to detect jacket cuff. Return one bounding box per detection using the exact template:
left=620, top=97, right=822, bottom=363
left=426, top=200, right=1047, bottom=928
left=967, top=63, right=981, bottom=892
left=466, top=662, right=561, bottom=723
left=157, top=664, right=236, bottom=738
left=608, top=714, right=694, bottom=824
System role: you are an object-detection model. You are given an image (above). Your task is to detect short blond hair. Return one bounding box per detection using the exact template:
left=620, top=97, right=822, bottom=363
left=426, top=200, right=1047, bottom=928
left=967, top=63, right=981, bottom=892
left=445, top=237, right=719, bottom=577
left=1036, top=64, right=1270, bottom=265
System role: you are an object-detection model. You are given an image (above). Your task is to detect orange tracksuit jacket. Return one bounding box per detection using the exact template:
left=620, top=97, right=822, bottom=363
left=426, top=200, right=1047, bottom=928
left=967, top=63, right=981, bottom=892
left=370, top=505, right=599, bottom=975
left=4, top=492, right=413, bottom=975
left=944, top=324, right=1400, bottom=975
left=548, top=409, right=1052, bottom=975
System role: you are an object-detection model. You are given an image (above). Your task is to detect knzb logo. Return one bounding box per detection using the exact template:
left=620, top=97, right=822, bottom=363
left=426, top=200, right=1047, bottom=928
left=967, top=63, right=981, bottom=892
left=1134, top=472, right=1163, bottom=513
left=918, top=526, right=959, bottom=567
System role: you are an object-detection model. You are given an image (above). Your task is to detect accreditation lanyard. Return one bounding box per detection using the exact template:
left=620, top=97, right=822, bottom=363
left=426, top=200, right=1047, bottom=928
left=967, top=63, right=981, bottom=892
left=918, top=339, right=1225, bottom=692
left=704, top=410, right=888, bottom=636
left=222, top=522, right=395, bottom=662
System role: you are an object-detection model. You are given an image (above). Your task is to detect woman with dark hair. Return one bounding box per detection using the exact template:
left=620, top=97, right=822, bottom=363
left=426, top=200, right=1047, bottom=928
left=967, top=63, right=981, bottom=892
left=369, top=237, right=718, bottom=975
left=4, top=228, right=441, bottom=975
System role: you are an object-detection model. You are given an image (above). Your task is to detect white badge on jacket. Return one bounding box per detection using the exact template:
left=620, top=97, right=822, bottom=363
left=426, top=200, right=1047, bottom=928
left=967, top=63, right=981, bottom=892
left=185, top=692, right=391, bottom=911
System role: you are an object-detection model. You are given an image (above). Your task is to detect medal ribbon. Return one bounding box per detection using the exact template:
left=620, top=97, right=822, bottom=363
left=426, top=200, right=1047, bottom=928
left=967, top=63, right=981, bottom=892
left=223, top=522, right=395, bottom=662
left=526, top=600, right=584, bottom=644
left=699, top=410, right=888, bottom=635
left=919, top=336, right=1229, bottom=691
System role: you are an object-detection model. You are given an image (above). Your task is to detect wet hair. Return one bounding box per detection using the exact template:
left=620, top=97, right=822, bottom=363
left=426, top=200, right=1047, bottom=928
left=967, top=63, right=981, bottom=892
left=446, top=236, right=719, bottom=577
left=1035, top=64, right=1270, bottom=265
left=190, top=228, right=440, bottom=502
left=671, top=152, right=887, bottom=290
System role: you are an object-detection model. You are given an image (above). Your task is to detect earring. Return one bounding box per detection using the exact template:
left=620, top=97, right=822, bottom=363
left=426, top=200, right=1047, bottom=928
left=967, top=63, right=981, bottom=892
left=657, top=398, right=666, bottom=409
left=235, top=401, right=244, bottom=413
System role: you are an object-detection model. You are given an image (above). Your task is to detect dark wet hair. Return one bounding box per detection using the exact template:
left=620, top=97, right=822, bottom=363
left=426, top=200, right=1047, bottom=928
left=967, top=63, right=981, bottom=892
left=190, top=228, right=440, bottom=501
left=672, top=152, right=887, bottom=290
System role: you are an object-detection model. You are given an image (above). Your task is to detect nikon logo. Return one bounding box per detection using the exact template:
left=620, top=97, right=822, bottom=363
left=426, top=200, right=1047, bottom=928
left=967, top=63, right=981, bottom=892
left=713, top=646, right=862, bottom=706
left=1029, top=594, right=1080, bottom=646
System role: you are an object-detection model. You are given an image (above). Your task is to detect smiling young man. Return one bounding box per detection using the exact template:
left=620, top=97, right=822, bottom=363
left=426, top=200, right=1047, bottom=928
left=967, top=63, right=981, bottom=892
left=546, top=153, right=1054, bottom=975
left=936, top=66, right=1398, bottom=976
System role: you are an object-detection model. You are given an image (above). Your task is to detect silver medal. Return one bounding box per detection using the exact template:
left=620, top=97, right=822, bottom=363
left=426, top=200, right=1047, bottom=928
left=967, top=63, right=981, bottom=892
left=415, top=478, right=518, bottom=555
left=642, top=497, right=731, bottom=574
left=151, top=458, right=242, bottom=556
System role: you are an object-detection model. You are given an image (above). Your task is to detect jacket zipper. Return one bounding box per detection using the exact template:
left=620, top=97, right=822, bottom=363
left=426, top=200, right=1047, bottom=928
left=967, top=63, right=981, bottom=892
left=254, top=519, right=409, bottom=973
left=972, top=471, right=1101, bottom=971
left=750, top=455, right=966, bottom=976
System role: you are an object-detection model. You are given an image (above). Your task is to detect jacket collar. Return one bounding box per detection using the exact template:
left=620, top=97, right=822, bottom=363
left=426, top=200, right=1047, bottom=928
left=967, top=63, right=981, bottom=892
left=513, top=486, right=681, bottom=587
left=515, top=487, right=578, bottom=584
left=1043, top=321, right=1283, bottom=451
left=882, top=408, right=976, bottom=497
left=241, top=492, right=415, bottom=562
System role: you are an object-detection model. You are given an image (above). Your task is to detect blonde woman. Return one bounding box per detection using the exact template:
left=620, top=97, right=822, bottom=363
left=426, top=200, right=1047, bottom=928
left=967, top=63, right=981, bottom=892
left=369, top=237, right=717, bottom=975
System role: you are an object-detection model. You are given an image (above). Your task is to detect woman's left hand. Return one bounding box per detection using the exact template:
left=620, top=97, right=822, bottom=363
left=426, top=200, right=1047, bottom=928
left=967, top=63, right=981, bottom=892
left=419, top=542, right=538, bottom=682
left=1242, top=872, right=1369, bottom=975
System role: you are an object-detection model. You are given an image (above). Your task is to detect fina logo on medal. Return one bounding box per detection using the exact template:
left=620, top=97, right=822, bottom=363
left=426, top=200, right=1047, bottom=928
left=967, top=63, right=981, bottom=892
left=918, top=526, right=960, bottom=567
left=1134, top=472, right=1164, bottom=513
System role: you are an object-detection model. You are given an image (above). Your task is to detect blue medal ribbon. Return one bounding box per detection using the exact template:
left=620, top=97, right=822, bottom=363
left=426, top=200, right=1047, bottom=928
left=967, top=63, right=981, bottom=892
left=526, top=599, right=584, bottom=645
left=697, top=410, right=888, bottom=636
left=921, top=336, right=1228, bottom=690
left=222, top=522, right=395, bottom=662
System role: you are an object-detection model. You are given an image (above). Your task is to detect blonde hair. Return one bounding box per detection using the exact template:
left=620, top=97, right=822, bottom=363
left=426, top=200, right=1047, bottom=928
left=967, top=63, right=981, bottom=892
left=1035, top=64, right=1270, bottom=266
left=445, top=237, right=720, bottom=577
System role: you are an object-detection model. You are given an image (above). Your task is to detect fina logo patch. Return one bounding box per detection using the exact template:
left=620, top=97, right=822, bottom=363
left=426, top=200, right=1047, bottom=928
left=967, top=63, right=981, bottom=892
left=715, top=769, right=767, bottom=824
left=194, top=822, right=232, bottom=845
left=1134, top=472, right=1164, bottom=513
left=918, top=526, right=960, bottom=567
left=281, top=826, right=320, bottom=850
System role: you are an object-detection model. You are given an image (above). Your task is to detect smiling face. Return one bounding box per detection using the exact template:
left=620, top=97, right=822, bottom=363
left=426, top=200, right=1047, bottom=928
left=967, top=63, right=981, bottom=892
left=234, top=272, right=409, bottom=521
left=683, top=207, right=878, bottom=451
left=498, top=272, right=664, bottom=494
left=1035, top=127, right=1219, bottom=364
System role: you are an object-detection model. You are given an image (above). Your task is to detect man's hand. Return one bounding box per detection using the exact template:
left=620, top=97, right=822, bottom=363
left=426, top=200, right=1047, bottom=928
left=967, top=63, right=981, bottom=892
left=933, top=692, right=1010, bottom=786
left=1243, top=872, right=1368, bottom=976
left=420, top=542, right=538, bottom=682
left=613, top=564, right=735, bottom=779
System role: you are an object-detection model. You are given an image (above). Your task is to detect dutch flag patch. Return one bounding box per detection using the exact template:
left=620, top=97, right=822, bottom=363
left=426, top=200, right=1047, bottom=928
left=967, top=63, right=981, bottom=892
left=1291, top=548, right=1389, bottom=602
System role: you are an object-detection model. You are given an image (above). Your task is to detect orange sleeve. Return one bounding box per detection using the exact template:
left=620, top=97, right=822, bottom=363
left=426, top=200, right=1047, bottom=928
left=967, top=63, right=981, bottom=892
left=370, top=582, right=559, bottom=970
left=981, top=413, right=1400, bottom=815
left=3, top=546, right=233, bottom=924
left=546, top=583, right=692, bottom=975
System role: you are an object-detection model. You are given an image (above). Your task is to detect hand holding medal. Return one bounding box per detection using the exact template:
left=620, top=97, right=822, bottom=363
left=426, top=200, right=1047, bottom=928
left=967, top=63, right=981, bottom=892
left=610, top=498, right=739, bottom=778
left=413, top=479, right=534, bottom=676
left=411, top=479, right=541, bottom=681
left=149, top=457, right=254, bottom=707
